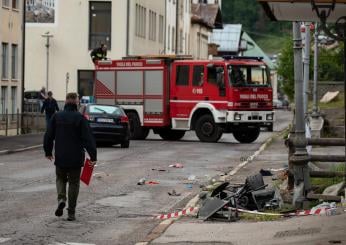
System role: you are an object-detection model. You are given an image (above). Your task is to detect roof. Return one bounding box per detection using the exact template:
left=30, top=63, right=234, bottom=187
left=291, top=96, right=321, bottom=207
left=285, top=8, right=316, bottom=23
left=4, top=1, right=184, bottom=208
left=191, top=4, right=223, bottom=29
left=257, top=0, right=346, bottom=22
left=242, top=32, right=276, bottom=70
left=210, top=24, right=242, bottom=53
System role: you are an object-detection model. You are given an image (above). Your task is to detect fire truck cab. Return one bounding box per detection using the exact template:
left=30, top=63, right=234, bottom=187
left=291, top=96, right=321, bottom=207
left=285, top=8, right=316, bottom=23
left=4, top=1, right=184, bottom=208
left=94, top=56, right=274, bottom=143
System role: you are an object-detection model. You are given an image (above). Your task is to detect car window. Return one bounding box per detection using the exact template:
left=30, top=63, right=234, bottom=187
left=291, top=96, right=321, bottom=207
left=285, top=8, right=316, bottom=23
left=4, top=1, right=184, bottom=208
left=88, top=105, right=123, bottom=115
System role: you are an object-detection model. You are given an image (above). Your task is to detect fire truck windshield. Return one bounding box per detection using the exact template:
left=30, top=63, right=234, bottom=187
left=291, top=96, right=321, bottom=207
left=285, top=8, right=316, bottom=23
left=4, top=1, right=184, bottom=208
left=228, top=65, right=270, bottom=87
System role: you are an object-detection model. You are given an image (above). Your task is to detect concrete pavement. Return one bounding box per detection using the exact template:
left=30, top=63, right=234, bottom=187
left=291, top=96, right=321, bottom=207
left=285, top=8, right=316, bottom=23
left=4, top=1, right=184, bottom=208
left=0, top=133, right=43, bottom=154
left=150, top=130, right=346, bottom=245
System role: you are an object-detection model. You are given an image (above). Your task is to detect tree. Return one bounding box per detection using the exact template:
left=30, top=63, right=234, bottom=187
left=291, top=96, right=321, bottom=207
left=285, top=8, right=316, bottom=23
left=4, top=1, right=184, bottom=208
left=277, top=37, right=344, bottom=101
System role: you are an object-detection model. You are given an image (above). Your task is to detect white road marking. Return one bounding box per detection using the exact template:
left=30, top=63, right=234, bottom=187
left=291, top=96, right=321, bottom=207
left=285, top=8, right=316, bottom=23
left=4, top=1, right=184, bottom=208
left=51, top=243, right=95, bottom=245
left=0, top=238, right=11, bottom=243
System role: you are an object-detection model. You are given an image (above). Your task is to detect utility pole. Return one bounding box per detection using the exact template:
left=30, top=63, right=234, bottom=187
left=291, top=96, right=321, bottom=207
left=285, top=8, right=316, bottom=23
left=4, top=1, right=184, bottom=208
left=312, top=23, right=319, bottom=117
left=291, top=22, right=310, bottom=209
left=65, top=72, right=69, bottom=95
left=41, top=32, right=53, bottom=91
left=302, top=22, right=311, bottom=116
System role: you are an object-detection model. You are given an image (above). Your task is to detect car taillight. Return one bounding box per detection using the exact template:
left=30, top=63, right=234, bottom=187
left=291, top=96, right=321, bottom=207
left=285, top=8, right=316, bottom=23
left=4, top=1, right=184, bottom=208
left=120, top=115, right=129, bottom=123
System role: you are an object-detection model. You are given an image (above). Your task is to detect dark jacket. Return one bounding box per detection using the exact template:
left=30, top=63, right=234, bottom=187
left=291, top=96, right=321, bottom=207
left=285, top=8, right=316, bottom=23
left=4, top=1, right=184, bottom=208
left=41, top=98, right=59, bottom=116
left=90, top=47, right=107, bottom=63
left=44, top=103, right=97, bottom=169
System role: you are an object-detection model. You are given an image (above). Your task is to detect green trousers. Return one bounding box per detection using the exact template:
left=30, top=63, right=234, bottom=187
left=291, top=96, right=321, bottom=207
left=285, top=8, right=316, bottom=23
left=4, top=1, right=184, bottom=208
left=55, top=166, right=81, bottom=214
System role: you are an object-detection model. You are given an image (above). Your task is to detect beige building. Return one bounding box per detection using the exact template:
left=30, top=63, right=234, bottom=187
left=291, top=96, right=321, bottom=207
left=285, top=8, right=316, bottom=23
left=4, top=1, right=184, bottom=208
left=0, top=0, right=23, bottom=135
left=190, top=2, right=223, bottom=59
left=25, top=0, right=165, bottom=101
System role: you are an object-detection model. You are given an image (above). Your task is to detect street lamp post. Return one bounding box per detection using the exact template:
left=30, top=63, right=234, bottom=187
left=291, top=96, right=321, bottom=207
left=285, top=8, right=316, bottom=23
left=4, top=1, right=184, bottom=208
left=41, top=32, right=53, bottom=91
left=291, top=22, right=310, bottom=208
left=302, top=22, right=311, bottom=116
left=312, top=23, right=320, bottom=117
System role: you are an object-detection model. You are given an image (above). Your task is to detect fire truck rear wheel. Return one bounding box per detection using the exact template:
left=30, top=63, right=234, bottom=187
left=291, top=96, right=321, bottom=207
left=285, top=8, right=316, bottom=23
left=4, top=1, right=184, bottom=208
left=159, top=129, right=185, bottom=141
left=233, top=126, right=260, bottom=143
left=195, top=114, right=223, bottom=143
left=127, top=112, right=149, bottom=140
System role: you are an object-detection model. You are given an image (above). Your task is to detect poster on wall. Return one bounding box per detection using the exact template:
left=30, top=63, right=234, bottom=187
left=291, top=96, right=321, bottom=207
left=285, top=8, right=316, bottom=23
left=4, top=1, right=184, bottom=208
left=25, top=0, right=57, bottom=24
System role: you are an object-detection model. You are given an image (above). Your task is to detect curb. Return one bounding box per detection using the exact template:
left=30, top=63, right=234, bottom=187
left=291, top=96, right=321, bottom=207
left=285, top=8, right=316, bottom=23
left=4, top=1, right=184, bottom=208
left=138, top=128, right=289, bottom=245
left=0, top=144, right=42, bottom=156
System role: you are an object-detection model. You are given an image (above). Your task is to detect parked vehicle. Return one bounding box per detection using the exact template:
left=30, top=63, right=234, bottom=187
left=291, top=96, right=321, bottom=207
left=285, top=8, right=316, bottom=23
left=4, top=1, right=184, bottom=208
left=79, top=104, right=130, bottom=148
left=93, top=55, right=274, bottom=143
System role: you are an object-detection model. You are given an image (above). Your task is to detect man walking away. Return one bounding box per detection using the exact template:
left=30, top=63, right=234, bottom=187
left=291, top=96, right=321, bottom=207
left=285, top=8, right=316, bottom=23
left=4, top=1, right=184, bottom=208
left=90, top=43, right=107, bottom=64
left=41, top=91, right=59, bottom=127
left=44, top=92, right=97, bottom=221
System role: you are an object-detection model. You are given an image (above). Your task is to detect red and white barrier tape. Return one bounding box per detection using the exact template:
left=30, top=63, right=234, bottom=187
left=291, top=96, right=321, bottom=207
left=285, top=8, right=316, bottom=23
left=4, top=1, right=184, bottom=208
left=154, top=206, right=334, bottom=220
left=155, top=207, right=198, bottom=220
left=229, top=207, right=333, bottom=217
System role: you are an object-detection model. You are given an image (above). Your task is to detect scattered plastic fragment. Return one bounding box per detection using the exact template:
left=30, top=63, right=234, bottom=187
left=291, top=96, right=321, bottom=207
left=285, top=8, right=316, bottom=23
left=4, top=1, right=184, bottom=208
left=168, top=189, right=181, bottom=196
left=152, top=168, right=167, bottom=172
left=188, top=175, right=196, bottom=181
left=147, top=181, right=160, bottom=185
left=169, top=163, right=184, bottom=168
left=260, top=169, right=273, bottom=176
left=137, top=178, right=146, bottom=185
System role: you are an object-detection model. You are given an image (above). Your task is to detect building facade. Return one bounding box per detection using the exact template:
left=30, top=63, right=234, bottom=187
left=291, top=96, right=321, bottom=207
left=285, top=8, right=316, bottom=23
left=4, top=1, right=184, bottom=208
left=25, top=0, right=165, bottom=101
left=0, top=0, right=23, bottom=135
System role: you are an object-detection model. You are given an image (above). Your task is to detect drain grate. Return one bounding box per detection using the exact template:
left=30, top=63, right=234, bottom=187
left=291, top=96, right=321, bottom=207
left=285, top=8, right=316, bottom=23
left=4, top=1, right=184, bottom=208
left=274, top=227, right=321, bottom=238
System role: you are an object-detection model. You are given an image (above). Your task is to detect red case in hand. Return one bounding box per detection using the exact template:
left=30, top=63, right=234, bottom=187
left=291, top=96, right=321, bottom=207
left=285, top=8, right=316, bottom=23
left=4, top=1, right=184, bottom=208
left=80, top=158, right=94, bottom=186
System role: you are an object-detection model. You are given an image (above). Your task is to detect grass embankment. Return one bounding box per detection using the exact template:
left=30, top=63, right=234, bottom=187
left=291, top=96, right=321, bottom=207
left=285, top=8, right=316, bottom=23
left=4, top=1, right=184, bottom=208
left=311, top=164, right=345, bottom=194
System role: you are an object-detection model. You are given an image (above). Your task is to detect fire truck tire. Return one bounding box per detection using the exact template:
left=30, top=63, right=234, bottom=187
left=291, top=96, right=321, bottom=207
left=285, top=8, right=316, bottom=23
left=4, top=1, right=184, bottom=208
left=159, top=129, right=185, bottom=141
left=195, top=114, right=223, bottom=142
left=233, top=126, right=260, bottom=143
left=127, top=112, right=149, bottom=140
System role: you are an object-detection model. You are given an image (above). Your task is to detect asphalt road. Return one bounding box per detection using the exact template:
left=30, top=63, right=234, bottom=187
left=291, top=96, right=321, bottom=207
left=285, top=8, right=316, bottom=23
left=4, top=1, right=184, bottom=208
left=0, top=110, right=291, bottom=245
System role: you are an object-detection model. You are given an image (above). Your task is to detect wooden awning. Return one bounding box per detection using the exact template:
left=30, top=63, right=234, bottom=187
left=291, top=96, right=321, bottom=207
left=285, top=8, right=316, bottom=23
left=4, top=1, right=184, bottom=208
left=257, top=0, right=346, bottom=22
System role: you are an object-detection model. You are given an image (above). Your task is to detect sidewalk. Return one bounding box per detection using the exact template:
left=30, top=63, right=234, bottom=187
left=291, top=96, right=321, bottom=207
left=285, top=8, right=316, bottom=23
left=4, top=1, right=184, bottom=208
left=150, top=134, right=346, bottom=245
left=0, top=133, right=43, bottom=154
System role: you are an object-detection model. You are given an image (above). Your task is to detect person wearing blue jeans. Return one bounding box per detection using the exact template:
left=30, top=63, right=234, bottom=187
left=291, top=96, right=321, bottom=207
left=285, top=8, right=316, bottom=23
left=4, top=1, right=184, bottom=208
left=41, top=91, right=59, bottom=127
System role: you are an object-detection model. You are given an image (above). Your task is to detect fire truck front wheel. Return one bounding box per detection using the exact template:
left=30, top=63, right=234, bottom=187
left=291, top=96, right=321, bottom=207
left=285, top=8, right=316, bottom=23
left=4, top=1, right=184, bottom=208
left=127, top=112, right=149, bottom=140
left=233, top=126, right=260, bottom=144
left=195, top=114, right=223, bottom=143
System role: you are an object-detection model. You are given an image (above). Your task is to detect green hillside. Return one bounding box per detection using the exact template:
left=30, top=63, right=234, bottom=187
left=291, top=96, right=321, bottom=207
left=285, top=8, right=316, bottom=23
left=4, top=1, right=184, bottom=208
left=222, top=0, right=291, bottom=54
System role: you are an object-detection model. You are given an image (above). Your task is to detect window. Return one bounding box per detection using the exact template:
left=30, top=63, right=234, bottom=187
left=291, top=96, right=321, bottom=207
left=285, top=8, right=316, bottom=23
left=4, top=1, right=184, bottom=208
left=192, top=65, right=204, bottom=86
left=1, top=86, right=7, bottom=114
left=207, top=66, right=224, bottom=85
left=149, top=10, right=157, bottom=41
left=2, top=0, right=9, bottom=7
left=1, top=43, right=8, bottom=79
left=159, top=15, right=164, bottom=43
left=89, top=1, right=111, bottom=50
left=135, top=4, right=139, bottom=36
left=11, top=44, right=18, bottom=79
left=228, top=65, right=270, bottom=87
left=168, top=25, right=171, bottom=50
left=136, top=5, right=146, bottom=38
left=12, top=0, right=18, bottom=9
left=11, top=86, right=17, bottom=116
left=78, top=70, right=94, bottom=97
left=179, top=29, right=183, bottom=52
left=172, top=27, right=176, bottom=52
left=176, top=65, right=189, bottom=86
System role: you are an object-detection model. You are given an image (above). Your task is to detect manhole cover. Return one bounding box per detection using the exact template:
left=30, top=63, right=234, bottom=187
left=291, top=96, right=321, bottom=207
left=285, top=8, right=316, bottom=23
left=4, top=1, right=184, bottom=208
left=274, top=227, right=321, bottom=238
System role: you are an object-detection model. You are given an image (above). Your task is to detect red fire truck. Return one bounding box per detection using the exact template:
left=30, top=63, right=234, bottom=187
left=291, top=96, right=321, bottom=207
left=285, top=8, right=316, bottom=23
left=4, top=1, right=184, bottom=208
left=94, top=55, right=274, bottom=143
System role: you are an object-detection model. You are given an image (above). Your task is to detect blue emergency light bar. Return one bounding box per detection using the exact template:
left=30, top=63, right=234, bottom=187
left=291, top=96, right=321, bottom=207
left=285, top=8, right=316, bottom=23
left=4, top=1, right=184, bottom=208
left=223, top=56, right=264, bottom=61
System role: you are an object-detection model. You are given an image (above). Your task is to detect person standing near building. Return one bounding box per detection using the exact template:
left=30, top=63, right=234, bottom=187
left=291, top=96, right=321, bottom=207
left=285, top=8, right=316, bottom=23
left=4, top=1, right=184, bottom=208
left=41, top=91, right=59, bottom=127
left=44, top=92, right=97, bottom=221
left=90, top=43, right=107, bottom=64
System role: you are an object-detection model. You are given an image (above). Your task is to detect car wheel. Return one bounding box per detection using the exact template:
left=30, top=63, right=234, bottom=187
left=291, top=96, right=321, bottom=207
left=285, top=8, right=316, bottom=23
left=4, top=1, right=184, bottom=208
left=127, top=112, right=149, bottom=140
left=120, top=140, right=130, bottom=148
left=233, top=126, right=260, bottom=143
left=195, top=114, right=223, bottom=142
